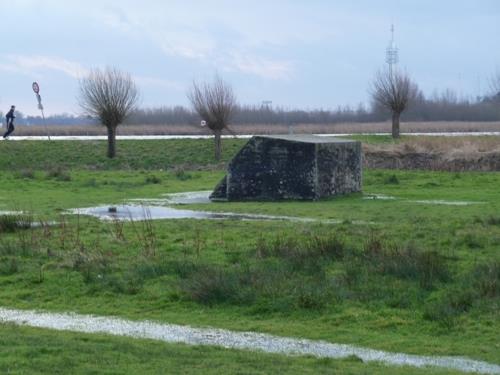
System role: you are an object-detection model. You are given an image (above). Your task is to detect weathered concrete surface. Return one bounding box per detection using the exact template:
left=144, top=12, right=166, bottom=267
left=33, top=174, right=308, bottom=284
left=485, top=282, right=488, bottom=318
left=211, top=135, right=362, bottom=201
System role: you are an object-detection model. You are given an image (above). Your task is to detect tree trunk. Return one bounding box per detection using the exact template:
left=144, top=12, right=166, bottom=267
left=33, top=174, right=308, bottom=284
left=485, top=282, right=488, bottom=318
left=107, top=125, right=117, bottom=158
left=392, top=112, right=401, bottom=139
left=213, top=130, right=222, bottom=161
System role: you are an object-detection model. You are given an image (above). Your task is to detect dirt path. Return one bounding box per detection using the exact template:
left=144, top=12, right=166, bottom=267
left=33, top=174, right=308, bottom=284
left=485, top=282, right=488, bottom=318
left=1, top=307, right=499, bottom=374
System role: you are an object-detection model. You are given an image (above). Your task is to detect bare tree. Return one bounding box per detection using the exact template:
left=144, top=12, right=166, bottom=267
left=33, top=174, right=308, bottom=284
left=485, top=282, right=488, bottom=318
left=371, top=69, right=419, bottom=138
left=79, top=67, right=139, bottom=158
left=188, top=75, right=237, bottom=161
left=491, top=69, right=500, bottom=99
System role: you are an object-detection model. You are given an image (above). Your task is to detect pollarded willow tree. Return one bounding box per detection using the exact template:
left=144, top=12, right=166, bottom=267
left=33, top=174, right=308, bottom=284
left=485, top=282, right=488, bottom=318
left=78, top=67, right=139, bottom=158
left=188, top=75, right=237, bottom=161
left=370, top=69, right=419, bottom=138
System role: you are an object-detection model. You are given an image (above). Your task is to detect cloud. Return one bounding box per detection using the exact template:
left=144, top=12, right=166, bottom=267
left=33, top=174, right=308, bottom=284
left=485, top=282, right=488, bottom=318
left=134, top=76, right=185, bottom=91
left=226, top=53, right=294, bottom=80
left=93, top=4, right=297, bottom=80
left=4, top=55, right=89, bottom=78
left=0, top=62, right=28, bottom=75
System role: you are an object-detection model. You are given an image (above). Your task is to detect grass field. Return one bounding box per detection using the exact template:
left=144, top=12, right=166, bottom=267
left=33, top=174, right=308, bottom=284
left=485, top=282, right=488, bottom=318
left=0, top=137, right=499, bottom=373
left=0, top=325, right=459, bottom=375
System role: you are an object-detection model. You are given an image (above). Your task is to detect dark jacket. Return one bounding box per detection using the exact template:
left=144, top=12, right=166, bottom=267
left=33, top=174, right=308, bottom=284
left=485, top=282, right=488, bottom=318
left=6, top=109, right=15, bottom=124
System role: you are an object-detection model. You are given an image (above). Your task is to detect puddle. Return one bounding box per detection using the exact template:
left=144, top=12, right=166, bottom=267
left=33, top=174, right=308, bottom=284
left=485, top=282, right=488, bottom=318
left=70, top=204, right=310, bottom=222
left=129, top=191, right=212, bottom=206
left=363, top=194, right=397, bottom=200
left=163, top=191, right=213, bottom=204
left=69, top=204, right=373, bottom=225
left=363, top=194, right=483, bottom=206
left=409, top=199, right=484, bottom=206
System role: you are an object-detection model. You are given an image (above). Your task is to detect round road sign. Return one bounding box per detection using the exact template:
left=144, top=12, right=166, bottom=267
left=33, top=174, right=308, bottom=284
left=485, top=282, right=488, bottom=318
left=32, top=82, right=40, bottom=94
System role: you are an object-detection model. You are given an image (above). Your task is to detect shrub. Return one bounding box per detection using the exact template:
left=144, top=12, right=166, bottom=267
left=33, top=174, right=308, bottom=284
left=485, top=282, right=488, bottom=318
left=178, top=235, right=346, bottom=311
left=173, top=168, right=192, bottom=181
left=145, top=175, right=161, bottom=184
left=256, top=234, right=345, bottom=267
left=471, top=261, right=499, bottom=298
left=308, top=234, right=345, bottom=260
left=486, top=216, right=500, bottom=226
left=294, top=276, right=338, bottom=309
left=0, top=215, right=19, bottom=233
left=46, top=166, right=71, bottom=181
left=423, top=262, right=499, bottom=326
left=180, top=265, right=245, bottom=305
left=17, top=168, right=35, bottom=179
left=82, top=178, right=98, bottom=187
left=0, top=214, right=33, bottom=233
left=423, top=287, right=476, bottom=327
left=364, top=234, right=384, bottom=257
left=0, top=257, right=19, bottom=275
left=383, top=174, right=399, bottom=184
left=460, top=233, right=485, bottom=249
left=365, top=239, right=449, bottom=289
left=71, top=249, right=110, bottom=283
left=97, top=272, right=144, bottom=295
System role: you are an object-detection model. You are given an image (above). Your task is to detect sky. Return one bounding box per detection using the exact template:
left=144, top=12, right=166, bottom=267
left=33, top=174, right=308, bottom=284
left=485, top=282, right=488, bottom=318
left=0, top=0, right=499, bottom=116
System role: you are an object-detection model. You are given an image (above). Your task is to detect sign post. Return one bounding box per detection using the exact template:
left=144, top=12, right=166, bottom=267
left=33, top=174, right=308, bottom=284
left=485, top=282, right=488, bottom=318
left=32, top=82, right=51, bottom=140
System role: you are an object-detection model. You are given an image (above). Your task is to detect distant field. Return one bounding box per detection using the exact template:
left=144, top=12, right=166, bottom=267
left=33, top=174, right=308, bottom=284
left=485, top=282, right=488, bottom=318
left=8, top=121, right=500, bottom=136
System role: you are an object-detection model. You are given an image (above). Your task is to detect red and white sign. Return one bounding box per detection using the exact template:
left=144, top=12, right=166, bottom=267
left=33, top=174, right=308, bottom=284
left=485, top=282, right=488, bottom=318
left=32, top=82, right=40, bottom=94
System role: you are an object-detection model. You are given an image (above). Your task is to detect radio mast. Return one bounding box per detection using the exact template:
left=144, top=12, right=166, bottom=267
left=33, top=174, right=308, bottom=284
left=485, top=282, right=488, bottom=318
left=386, top=24, right=399, bottom=76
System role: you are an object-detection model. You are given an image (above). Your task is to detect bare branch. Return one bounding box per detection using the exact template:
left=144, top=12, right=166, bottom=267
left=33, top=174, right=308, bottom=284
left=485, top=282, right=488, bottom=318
left=187, top=75, right=237, bottom=160
left=78, top=67, right=140, bottom=157
left=370, top=69, right=419, bottom=115
left=369, top=68, right=419, bottom=138
left=78, top=67, right=140, bottom=128
left=187, top=75, right=237, bottom=132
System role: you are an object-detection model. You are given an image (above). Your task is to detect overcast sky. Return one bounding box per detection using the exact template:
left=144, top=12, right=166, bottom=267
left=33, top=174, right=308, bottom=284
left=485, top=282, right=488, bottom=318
left=0, top=0, right=499, bottom=116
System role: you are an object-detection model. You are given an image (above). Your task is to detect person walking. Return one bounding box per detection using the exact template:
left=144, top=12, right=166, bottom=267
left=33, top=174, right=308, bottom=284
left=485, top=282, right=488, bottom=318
left=3, top=105, right=16, bottom=139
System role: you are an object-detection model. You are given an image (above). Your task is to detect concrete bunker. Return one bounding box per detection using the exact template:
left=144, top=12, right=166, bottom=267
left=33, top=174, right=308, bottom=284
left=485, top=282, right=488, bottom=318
left=211, top=135, right=362, bottom=201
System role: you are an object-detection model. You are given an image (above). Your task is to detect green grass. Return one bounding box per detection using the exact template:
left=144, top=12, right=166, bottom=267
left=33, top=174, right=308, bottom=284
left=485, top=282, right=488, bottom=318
left=0, top=324, right=458, bottom=375
left=0, top=137, right=499, bottom=372
left=0, top=139, right=245, bottom=171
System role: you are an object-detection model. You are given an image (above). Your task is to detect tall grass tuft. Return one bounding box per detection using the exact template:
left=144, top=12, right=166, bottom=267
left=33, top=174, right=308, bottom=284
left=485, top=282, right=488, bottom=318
left=0, top=214, right=33, bottom=233
left=180, top=265, right=246, bottom=305
left=423, top=261, right=499, bottom=326
left=46, top=166, right=71, bottom=181
left=364, top=237, right=449, bottom=289
left=0, top=257, right=19, bottom=275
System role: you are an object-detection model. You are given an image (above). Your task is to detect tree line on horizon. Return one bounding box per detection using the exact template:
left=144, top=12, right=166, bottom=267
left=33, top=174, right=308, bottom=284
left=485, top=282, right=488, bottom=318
left=7, top=66, right=498, bottom=159
left=10, top=88, right=500, bottom=127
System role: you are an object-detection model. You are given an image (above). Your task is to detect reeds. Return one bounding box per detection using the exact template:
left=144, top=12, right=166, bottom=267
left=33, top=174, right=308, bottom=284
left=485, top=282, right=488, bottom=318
left=12, top=121, right=500, bottom=137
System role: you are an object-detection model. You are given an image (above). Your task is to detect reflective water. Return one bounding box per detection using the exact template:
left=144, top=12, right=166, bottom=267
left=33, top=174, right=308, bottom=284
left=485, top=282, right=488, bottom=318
left=70, top=187, right=482, bottom=224
left=363, top=194, right=483, bottom=206
left=363, top=194, right=397, bottom=200
left=70, top=204, right=340, bottom=223
left=409, top=199, right=484, bottom=206
left=129, top=191, right=212, bottom=206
